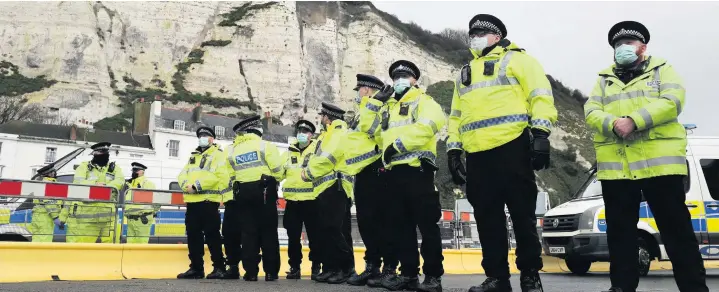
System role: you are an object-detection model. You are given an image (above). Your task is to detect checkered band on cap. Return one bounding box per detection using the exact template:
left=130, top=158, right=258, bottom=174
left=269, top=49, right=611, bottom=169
left=612, top=28, right=646, bottom=43
left=321, top=108, right=344, bottom=119
left=197, top=128, right=214, bottom=136
left=392, top=65, right=416, bottom=78
left=356, top=80, right=383, bottom=90
left=235, top=119, right=262, bottom=133
left=471, top=20, right=503, bottom=38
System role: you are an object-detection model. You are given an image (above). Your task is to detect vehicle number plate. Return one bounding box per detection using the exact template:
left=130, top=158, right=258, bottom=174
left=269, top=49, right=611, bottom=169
left=549, top=246, right=565, bottom=254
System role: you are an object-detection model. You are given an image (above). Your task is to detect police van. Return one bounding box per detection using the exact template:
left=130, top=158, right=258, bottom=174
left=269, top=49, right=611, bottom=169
left=541, top=124, right=719, bottom=276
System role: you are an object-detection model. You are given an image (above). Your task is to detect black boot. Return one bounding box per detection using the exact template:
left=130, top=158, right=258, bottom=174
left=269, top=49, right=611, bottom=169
left=315, top=269, right=333, bottom=283
left=310, top=262, right=322, bottom=281
left=367, top=266, right=396, bottom=288
left=265, top=274, right=279, bottom=281
left=468, top=277, right=513, bottom=292
left=519, top=270, right=543, bottom=292
left=221, top=265, right=240, bottom=279
left=327, top=269, right=352, bottom=284
left=286, top=267, right=301, bottom=279
left=177, top=268, right=204, bottom=279
left=381, top=274, right=420, bottom=291
left=243, top=273, right=258, bottom=281
left=347, top=262, right=380, bottom=286
left=206, top=266, right=227, bottom=279
left=417, top=275, right=443, bottom=292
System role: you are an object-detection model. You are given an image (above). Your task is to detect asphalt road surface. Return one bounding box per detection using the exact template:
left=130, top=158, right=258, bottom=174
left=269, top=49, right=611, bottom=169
left=2, top=271, right=718, bottom=292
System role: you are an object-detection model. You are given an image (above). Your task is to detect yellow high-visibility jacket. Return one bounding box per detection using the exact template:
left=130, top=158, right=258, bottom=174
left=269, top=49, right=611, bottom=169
left=301, top=120, right=352, bottom=198
left=124, top=176, right=158, bottom=216
left=344, top=93, right=385, bottom=176
left=447, top=41, right=557, bottom=153
left=177, top=144, right=231, bottom=203
left=585, top=56, right=687, bottom=180
left=281, top=140, right=319, bottom=201
left=380, top=86, right=446, bottom=169
left=71, top=161, right=125, bottom=223
left=33, top=177, right=68, bottom=221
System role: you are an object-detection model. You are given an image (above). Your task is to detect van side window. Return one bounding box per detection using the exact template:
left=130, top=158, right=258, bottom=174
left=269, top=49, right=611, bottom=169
left=699, top=159, right=719, bottom=200
left=684, top=159, right=691, bottom=194
left=169, top=182, right=181, bottom=191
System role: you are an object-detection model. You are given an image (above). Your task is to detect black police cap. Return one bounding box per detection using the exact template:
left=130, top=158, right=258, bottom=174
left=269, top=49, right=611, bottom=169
left=320, top=102, right=346, bottom=120
left=468, top=14, right=507, bottom=39
left=131, top=162, right=148, bottom=170
left=608, top=20, right=650, bottom=47
left=90, top=142, right=111, bottom=153
left=233, top=115, right=262, bottom=133
left=388, top=60, right=421, bottom=80
left=294, top=119, right=316, bottom=133
left=195, top=126, right=216, bottom=138
left=354, top=74, right=384, bottom=91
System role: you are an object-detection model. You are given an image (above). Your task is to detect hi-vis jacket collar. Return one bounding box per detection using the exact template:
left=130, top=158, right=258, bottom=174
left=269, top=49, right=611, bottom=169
left=470, top=40, right=522, bottom=60
left=598, top=56, right=667, bottom=81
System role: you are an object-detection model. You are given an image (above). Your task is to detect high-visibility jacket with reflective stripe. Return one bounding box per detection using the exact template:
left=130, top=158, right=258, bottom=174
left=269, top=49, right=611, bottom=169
left=344, top=94, right=384, bottom=176
left=33, top=177, right=67, bottom=221
left=71, top=161, right=125, bottom=223
left=124, top=176, right=158, bottom=216
left=380, top=87, right=446, bottom=169
left=281, top=141, right=319, bottom=201
left=585, top=56, right=687, bottom=180
left=226, top=133, right=285, bottom=192
left=302, top=120, right=352, bottom=198
left=447, top=42, right=557, bottom=153
left=177, top=144, right=231, bottom=203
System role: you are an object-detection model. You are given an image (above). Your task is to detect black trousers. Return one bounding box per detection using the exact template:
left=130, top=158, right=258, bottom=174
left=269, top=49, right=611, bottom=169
left=237, top=181, right=280, bottom=276
left=343, top=195, right=355, bottom=270
left=354, top=160, right=396, bottom=267
left=316, top=182, right=353, bottom=271
left=385, top=165, right=444, bottom=277
left=185, top=201, right=225, bottom=270
left=222, top=200, right=242, bottom=266
left=601, top=175, right=708, bottom=292
left=283, top=199, right=320, bottom=268
left=466, top=129, right=542, bottom=278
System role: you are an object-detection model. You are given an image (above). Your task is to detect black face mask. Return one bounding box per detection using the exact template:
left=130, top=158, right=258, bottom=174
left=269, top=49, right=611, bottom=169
left=131, top=172, right=139, bottom=179
left=92, top=154, right=110, bottom=167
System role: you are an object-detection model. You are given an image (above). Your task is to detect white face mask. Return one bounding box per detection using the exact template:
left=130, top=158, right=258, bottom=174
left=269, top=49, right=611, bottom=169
left=470, top=36, right=489, bottom=52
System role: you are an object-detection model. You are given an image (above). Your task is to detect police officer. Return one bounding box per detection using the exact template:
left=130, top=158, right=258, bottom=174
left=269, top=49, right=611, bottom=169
left=301, top=102, right=354, bottom=284
left=69, top=142, right=125, bottom=244
left=446, top=14, right=557, bottom=292
left=345, top=74, right=398, bottom=287
left=584, top=21, right=708, bottom=292
left=379, top=60, right=446, bottom=292
left=226, top=115, right=284, bottom=282
left=281, top=119, right=321, bottom=279
left=176, top=127, right=230, bottom=279
left=30, top=167, right=66, bottom=242
left=123, top=162, right=157, bottom=244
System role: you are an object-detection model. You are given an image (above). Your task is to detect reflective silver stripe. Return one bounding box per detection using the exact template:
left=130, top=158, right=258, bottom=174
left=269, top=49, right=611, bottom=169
left=345, top=149, right=380, bottom=165
left=342, top=174, right=356, bottom=184
left=194, top=188, right=230, bottom=195
left=305, top=168, right=315, bottom=181
left=259, top=142, right=268, bottom=167
left=388, top=118, right=413, bottom=129
left=70, top=212, right=114, bottom=219
left=636, top=108, right=653, bottom=128
left=318, top=151, right=337, bottom=165
left=603, top=89, right=653, bottom=105
left=447, top=142, right=463, bottom=149
left=450, top=110, right=462, bottom=118
left=530, top=119, right=552, bottom=129
left=597, top=162, right=623, bottom=171
left=366, top=102, right=381, bottom=112
left=418, top=118, right=438, bottom=134
left=180, top=180, right=187, bottom=187
left=459, top=114, right=528, bottom=134
left=283, top=187, right=314, bottom=193
left=589, top=96, right=603, bottom=103
left=390, top=151, right=436, bottom=163
left=661, top=94, right=682, bottom=115
left=231, top=160, right=264, bottom=171
left=659, top=83, right=683, bottom=91
left=195, top=180, right=202, bottom=191
left=457, top=51, right=518, bottom=97
left=367, top=116, right=380, bottom=137
left=602, top=116, right=613, bottom=136
left=629, top=156, right=685, bottom=171
left=313, top=173, right=337, bottom=187
left=600, top=77, right=607, bottom=98
left=528, top=88, right=553, bottom=99
left=395, top=138, right=408, bottom=153
left=285, top=164, right=301, bottom=169
left=270, top=165, right=283, bottom=173
left=106, top=174, right=115, bottom=180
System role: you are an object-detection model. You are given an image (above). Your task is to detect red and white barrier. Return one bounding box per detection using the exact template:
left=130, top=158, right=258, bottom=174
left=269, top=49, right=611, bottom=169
left=0, top=179, right=113, bottom=201
left=126, top=188, right=288, bottom=210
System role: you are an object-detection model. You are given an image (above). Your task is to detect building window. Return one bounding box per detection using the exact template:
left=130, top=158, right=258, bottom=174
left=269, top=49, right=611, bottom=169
left=169, top=140, right=180, bottom=157
left=215, top=126, right=225, bottom=138
left=173, top=120, right=185, bottom=131
left=45, top=147, right=57, bottom=163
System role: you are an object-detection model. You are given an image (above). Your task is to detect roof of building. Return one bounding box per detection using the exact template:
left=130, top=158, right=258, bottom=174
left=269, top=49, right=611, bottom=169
left=0, top=121, right=153, bottom=149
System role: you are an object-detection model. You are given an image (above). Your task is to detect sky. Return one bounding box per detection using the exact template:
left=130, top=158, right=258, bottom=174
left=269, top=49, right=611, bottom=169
left=372, top=1, right=719, bottom=136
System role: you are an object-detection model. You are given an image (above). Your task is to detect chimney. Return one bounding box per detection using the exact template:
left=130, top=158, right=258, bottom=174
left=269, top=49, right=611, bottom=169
left=265, top=111, right=272, bottom=128
left=132, top=100, right=152, bottom=135
left=70, top=124, right=77, bottom=141
left=192, top=103, right=202, bottom=124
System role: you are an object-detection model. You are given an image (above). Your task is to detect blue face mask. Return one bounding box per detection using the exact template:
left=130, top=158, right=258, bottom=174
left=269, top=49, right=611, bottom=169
left=354, top=91, right=362, bottom=104
left=296, top=133, right=309, bottom=144
left=614, top=44, right=639, bottom=65
left=198, top=137, right=210, bottom=147
left=393, top=78, right=411, bottom=94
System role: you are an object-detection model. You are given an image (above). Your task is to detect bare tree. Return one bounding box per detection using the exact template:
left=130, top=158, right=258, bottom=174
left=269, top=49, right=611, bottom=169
left=0, top=96, right=50, bottom=124
left=439, top=28, right=470, bottom=47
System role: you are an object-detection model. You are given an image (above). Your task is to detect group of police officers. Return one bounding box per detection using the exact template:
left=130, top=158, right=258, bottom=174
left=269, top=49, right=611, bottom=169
left=27, top=13, right=708, bottom=292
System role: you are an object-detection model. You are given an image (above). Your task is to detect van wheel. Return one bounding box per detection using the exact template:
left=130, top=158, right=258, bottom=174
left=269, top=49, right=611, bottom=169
left=638, top=238, right=651, bottom=277
left=565, top=257, right=591, bottom=275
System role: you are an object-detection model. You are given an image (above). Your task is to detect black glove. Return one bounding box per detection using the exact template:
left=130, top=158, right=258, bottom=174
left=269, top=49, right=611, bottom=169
left=140, top=215, right=149, bottom=224
left=373, top=84, right=394, bottom=103
left=530, top=128, right=551, bottom=171
left=383, top=145, right=398, bottom=164
left=447, top=149, right=467, bottom=185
